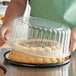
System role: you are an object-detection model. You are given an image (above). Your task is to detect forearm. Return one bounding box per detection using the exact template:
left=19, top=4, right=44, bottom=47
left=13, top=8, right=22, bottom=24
left=3, top=0, right=27, bottom=27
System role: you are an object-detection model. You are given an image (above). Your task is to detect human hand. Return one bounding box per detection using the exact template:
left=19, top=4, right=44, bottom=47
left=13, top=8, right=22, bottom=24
left=69, top=28, right=76, bottom=52
left=0, top=26, right=11, bottom=46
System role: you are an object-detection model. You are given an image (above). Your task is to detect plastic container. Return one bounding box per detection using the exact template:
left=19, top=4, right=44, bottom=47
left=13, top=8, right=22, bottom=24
left=7, top=17, right=71, bottom=66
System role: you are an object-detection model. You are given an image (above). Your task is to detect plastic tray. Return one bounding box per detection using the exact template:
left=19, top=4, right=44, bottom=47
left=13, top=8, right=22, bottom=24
left=4, top=51, right=71, bottom=68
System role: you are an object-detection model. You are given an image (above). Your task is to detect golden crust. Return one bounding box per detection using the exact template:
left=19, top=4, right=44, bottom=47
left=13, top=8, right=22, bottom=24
left=8, top=40, right=70, bottom=64
left=8, top=50, right=67, bottom=64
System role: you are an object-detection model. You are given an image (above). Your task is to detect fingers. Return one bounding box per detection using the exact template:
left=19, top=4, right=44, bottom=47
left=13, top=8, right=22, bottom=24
left=69, top=28, right=76, bottom=52
left=0, top=27, right=7, bottom=46
left=0, top=25, right=11, bottom=46
left=69, top=37, right=76, bottom=52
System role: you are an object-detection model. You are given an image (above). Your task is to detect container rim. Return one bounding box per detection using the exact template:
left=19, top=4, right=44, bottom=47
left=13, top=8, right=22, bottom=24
left=14, top=16, right=71, bottom=31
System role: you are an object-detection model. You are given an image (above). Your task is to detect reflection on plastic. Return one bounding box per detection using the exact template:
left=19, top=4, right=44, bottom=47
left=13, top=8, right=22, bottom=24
left=15, top=63, right=70, bottom=76
left=71, top=58, right=76, bottom=76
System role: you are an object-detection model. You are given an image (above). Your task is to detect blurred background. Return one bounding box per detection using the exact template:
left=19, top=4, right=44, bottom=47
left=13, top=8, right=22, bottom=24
left=0, top=0, right=31, bottom=25
left=0, top=0, right=10, bottom=24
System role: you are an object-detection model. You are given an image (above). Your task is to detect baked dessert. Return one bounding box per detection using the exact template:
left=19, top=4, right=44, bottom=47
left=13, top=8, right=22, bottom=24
left=7, top=39, right=70, bottom=64
left=0, top=14, right=4, bottom=24
left=0, top=68, right=4, bottom=76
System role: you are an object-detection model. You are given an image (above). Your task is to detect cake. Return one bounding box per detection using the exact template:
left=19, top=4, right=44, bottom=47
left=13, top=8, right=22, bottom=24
left=7, top=39, right=70, bottom=64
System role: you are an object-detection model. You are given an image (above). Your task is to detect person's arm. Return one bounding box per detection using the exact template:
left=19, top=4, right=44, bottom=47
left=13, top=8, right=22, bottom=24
left=3, top=0, right=27, bottom=27
left=0, top=0, right=27, bottom=45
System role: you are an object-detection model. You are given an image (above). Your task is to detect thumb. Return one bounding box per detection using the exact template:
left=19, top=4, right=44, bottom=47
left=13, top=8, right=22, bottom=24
left=69, top=37, right=76, bottom=52
left=69, top=28, right=76, bottom=52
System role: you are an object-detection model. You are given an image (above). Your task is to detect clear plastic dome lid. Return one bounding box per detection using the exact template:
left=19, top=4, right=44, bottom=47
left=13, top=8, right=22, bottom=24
left=7, top=17, right=71, bottom=58
left=28, top=17, right=70, bottom=30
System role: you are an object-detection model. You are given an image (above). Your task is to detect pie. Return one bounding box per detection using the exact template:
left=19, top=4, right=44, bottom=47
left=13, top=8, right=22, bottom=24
left=7, top=39, right=70, bottom=64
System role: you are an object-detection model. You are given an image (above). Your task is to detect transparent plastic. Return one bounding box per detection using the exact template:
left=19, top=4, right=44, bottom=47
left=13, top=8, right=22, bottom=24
left=7, top=17, right=71, bottom=59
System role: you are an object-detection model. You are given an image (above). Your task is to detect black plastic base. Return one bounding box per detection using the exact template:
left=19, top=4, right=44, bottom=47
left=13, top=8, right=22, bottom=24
left=4, top=51, right=71, bottom=68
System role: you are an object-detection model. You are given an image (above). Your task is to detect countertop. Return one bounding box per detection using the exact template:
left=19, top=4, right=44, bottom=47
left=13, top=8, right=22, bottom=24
left=0, top=48, right=76, bottom=76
